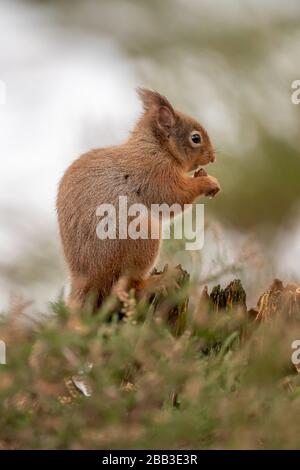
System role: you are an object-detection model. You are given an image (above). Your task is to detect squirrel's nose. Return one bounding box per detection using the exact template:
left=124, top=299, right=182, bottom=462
left=210, top=153, right=216, bottom=163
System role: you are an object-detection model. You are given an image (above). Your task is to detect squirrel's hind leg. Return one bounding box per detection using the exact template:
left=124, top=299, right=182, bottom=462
left=67, top=274, right=104, bottom=313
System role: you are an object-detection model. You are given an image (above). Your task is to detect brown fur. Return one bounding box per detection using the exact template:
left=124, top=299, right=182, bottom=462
left=56, top=88, right=221, bottom=310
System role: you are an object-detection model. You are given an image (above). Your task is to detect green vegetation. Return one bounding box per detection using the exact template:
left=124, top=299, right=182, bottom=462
left=1, top=277, right=300, bottom=450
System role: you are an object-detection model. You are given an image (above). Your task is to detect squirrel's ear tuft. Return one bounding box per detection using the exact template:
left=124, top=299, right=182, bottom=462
left=137, top=88, right=176, bottom=133
left=137, top=88, right=175, bottom=114
left=157, top=106, right=175, bottom=130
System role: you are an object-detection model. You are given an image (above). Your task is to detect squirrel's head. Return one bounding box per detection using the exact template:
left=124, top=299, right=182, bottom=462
left=136, top=88, right=216, bottom=172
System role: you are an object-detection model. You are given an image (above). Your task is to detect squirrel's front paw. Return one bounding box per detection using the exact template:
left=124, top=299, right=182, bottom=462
left=197, top=175, right=221, bottom=198
left=204, top=175, right=221, bottom=197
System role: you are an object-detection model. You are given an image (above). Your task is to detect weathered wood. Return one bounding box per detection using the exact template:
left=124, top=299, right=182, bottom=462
left=255, top=279, right=300, bottom=321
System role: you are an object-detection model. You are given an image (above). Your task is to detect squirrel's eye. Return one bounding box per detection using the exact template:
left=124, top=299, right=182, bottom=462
left=190, top=132, right=202, bottom=147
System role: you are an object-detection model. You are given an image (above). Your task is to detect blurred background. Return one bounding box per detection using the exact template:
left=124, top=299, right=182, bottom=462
left=0, top=0, right=299, bottom=312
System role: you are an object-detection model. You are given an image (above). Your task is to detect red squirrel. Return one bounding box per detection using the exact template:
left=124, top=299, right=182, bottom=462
left=57, top=89, right=221, bottom=310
